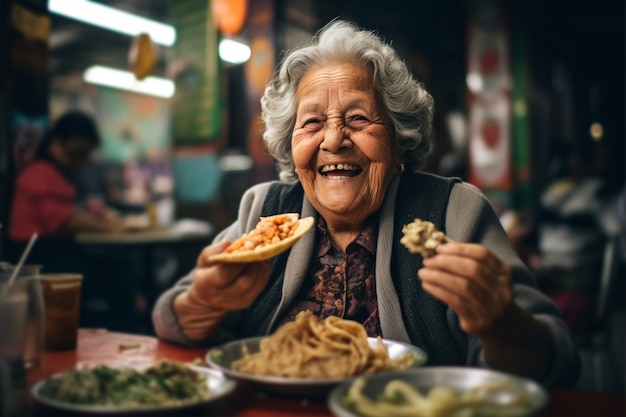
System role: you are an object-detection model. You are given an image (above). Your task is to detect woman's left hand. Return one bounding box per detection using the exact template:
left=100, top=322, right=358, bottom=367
left=417, top=242, right=513, bottom=335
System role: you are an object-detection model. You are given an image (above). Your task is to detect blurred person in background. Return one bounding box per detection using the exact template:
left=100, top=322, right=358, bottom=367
left=9, top=111, right=125, bottom=260
left=7, top=111, right=126, bottom=265
left=507, top=139, right=623, bottom=334
left=7, top=111, right=141, bottom=331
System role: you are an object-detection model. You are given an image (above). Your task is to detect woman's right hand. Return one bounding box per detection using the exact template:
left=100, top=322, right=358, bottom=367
left=186, top=241, right=272, bottom=311
left=173, top=241, right=271, bottom=341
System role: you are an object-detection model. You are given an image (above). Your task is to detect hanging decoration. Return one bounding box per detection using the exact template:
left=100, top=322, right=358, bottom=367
left=244, top=0, right=276, bottom=182
left=169, top=0, right=225, bottom=204
left=129, top=33, right=158, bottom=80
left=467, top=7, right=512, bottom=191
left=170, top=0, right=222, bottom=144
left=212, top=0, right=248, bottom=36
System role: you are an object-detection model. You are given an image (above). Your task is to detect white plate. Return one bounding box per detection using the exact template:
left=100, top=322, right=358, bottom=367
left=328, top=367, right=548, bottom=417
left=31, top=363, right=236, bottom=414
left=206, top=336, right=427, bottom=398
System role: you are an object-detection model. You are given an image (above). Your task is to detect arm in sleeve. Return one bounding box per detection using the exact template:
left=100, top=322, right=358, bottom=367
left=445, top=182, right=581, bottom=388
left=28, top=165, right=76, bottom=236
left=152, top=182, right=274, bottom=345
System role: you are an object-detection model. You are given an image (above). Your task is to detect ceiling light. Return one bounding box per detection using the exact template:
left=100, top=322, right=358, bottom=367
left=466, top=72, right=483, bottom=93
left=219, top=154, right=253, bottom=171
left=219, top=38, right=251, bottom=64
left=49, top=0, right=176, bottom=46
left=590, top=122, right=604, bottom=141
left=84, top=65, right=175, bottom=98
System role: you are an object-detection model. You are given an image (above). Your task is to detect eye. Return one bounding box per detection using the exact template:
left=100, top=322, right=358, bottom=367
left=346, top=115, right=369, bottom=128
left=301, top=118, right=323, bottom=130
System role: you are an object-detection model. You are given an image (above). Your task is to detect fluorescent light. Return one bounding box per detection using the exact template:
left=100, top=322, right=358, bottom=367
left=84, top=65, right=175, bottom=98
left=49, top=0, right=176, bottom=46
left=219, top=38, right=251, bottom=64
left=219, top=154, right=254, bottom=172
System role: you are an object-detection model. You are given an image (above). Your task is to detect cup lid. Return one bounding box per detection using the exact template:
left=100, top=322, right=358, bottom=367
left=0, top=264, right=44, bottom=283
left=39, top=273, right=83, bottom=283
left=0, top=263, right=42, bottom=272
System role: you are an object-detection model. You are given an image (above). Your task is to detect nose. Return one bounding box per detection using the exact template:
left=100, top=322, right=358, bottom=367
left=320, top=125, right=352, bottom=153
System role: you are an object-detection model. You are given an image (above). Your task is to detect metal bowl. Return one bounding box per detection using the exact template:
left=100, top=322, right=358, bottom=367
left=328, top=367, right=549, bottom=417
left=206, top=336, right=426, bottom=398
left=32, top=364, right=236, bottom=415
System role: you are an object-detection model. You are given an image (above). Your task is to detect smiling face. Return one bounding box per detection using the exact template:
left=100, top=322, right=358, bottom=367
left=292, top=62, right=401, bottom=232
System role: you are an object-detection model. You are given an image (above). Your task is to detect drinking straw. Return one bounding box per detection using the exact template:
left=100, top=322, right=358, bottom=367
left=6, top=233, right=38, bottom=287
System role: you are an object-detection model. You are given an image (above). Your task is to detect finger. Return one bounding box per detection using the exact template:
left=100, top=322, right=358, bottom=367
left=197, top=241, right=231, bottom=267
left=419, top=275, right=508, bottom=334
left=205, top=261, right=271, bottom=310
left=422, top=255, right=502, bottom=297
left=420, top=280, right=479, bottom=315
left=199, top=258, right=269, bottom=293
left=434, top=243, right=504, bottom=274
left=423, top=256, right=513, bottom=313
left=425, top=244, right=509, bottom=290
left=418, top=267, right=494, bottom=307
left=194, top=262, right=246, bottom=289
left=235, top=261, right=271, bottom=300
left=222, top=260, right=271, bottom=295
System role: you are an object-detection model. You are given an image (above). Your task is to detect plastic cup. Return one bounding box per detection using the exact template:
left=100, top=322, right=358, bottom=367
left=0, top=279, right=29, bottom=357
left=0, top=279, right=29, bottom=417
left=40, top=274, right=83, bottom=351
left=0, top=265, right=44, bottom=369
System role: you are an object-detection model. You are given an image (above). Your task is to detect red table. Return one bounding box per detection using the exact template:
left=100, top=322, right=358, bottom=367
left=27, top=329, right=625, bottom=417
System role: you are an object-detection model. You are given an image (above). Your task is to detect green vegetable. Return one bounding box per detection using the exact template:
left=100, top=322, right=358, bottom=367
left=40, top=361, right=211, bottom=407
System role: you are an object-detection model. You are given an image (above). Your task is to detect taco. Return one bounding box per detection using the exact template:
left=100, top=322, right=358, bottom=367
left=207, top=213, right=314, bottom=263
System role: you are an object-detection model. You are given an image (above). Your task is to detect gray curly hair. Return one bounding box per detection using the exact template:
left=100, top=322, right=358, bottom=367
left=261, top=20, right=434, bottom=182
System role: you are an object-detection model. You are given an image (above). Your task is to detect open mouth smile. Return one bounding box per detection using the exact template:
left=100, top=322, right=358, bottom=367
left=318, top=163, right=363, bottom=177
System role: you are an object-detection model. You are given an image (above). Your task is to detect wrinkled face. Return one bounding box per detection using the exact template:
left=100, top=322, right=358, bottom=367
left=292, top=62, right=400, bottom=229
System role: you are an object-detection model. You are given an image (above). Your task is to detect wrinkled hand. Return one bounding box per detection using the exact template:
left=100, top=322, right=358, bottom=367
left=187, top=241, right=271, bottom=311
left=417, top=242, right=513, bottom=335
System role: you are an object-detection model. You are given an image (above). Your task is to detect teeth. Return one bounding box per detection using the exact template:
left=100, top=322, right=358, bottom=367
left=321, top=164, right=359, bottom=172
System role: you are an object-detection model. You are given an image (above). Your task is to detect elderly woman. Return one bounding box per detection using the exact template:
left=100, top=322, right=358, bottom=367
left=153, top=20, right=579, bottom=387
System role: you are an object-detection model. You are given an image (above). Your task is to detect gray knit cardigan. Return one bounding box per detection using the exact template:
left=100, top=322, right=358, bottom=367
left=152, top=174, right=580, bottom=388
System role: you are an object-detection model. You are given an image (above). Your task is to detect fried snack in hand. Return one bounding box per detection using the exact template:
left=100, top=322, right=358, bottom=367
left=400, top=218, right=452, bottom=258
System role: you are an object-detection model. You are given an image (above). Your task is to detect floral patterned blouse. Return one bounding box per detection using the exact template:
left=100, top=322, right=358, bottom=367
left=277, top=215, right=382, bottom=336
